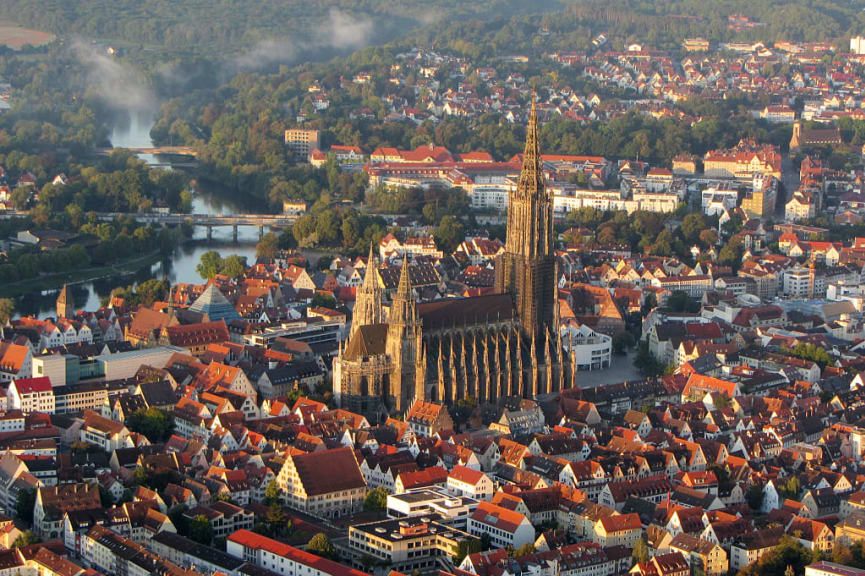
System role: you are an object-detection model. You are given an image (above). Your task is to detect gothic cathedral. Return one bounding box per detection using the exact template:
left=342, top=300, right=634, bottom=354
left=334, top=96, right=573, bottom=421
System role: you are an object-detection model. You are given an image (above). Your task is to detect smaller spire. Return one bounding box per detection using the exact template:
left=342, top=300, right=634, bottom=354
left=396, top=256, right=412, bottom=299
left=362, top=243, right=378, bottom=288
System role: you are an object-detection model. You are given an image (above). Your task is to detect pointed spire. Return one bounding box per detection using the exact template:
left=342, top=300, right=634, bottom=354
left=351, top=243, right=384, bottom=338
left=362, top=242, right=378, bottom=289
left=396, top=256, right=412, bottom=299
left=388, top=256, right=416, bottom=327
left=517, top=90, right=544, bottom=196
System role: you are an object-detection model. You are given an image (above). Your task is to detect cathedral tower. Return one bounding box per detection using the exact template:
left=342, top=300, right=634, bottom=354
left=494, top=93, right=557, bottom=340
left=350, top=244, right=383, bottom=338
left=386, top=259, right=423, bottom=411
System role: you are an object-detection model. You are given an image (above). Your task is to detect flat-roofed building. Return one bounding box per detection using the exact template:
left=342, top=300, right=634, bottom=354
left=387, top=488, right=479, bottom=530
left=349, top=517, right=478, bottom=575
left=285, top=129, right=321, bottom=160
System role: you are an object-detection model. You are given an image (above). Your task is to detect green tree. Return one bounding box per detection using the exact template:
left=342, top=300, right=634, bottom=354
left=363, top=487, right=388, bottom=512
left=264, top=480, right=281, bottom=505
left=699, top=228, right=718, bottom=247
left=650, top=229, right=674, bottom=256
left=739, top=537, right=817, bottom=576
left=221, top=255, right=247, bottom=279
left=15, top=488, right=35, bottom=523
left=718, top=236, right=745, bottom=268
left=188, top=514, right=213, bottom=545
left=681, top=213, right=707, bottom=244
left=434, top=215, right=464, bottom=253
left=612, top=331, right=635, bottom=355
left=746, top=484, right=764, bottom=512
left=666, top=291, right=699, bottom=313
left=135, top=279, right=169, bottom=307
left=11, top=530, right=39, bottom=548
left=455, top=538, right=482, bottom=563
left=196, top=250, right=223, bottom=279
left=783, top=343, right=833, bottom=368
left=308, top=533, right=334, bottom=558
left=512, top=543, right=535, bottom=557
left=311, top=293, right=337, bottom=309
left=256, top=232, right=279, bottom=261
left=632, top=538, right=649, bottom=563
left=126, top=408, right=174, bottom=442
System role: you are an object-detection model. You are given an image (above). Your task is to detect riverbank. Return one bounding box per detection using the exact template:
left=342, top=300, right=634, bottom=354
left=0, top=250, right=164, bottom=298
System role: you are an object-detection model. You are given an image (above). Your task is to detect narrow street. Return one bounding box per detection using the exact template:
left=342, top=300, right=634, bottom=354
left=777, top=152, right=800, bottom=217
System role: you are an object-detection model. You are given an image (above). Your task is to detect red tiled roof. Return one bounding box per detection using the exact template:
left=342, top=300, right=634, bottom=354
left=470, top=501, right=528, bottom=534
left=449, top=465, right=486, bottom=486
left=228, top=530, right=370, bottom=576
left=397, top=466, right=448, bottom=489
left=12, top=377, right=51, bottom=394
left=600, top=512, right=642, bottom=533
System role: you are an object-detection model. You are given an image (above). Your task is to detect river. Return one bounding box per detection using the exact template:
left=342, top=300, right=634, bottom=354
left=16, top=110, right=266, bottom=318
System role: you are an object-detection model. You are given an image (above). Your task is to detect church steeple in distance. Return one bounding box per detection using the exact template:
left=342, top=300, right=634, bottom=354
left=495, top=91, right=558, bottom=340
left=57, top=284, right=73, bottom=319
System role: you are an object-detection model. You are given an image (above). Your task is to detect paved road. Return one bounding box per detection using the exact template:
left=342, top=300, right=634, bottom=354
left=576, top=349, right=643, bottom=388
left=777, top=153, right=800, bottom=217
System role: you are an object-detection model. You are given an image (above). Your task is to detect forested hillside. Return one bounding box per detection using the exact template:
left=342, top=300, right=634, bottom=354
left=0, top=0, right=564, bottom=59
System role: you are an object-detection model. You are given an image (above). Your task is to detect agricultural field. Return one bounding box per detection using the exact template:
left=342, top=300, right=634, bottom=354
left=0, top=20, right=54, bottom=49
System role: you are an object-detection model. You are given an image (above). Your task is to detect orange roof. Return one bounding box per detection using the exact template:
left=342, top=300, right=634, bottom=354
left=600, top=513, right=642, bottom=533
left=449, top=465, right=486, bottom=486
left=0, top=342, right=28, bottom=373
left=406, top=400, right=444, bottom=425
left=470, top=501, right=528, bottom=533
left=683, top=373, right=738, bottom=398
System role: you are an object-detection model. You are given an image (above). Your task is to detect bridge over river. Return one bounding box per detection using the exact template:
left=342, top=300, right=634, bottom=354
left=90, top=211, right=298, bottom=240
left=95, top=145, right=198, bottom=157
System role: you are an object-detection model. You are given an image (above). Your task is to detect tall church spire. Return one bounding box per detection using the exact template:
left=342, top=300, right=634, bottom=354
left=516, top=91, right=544, bottom=201
left=495, top=91, right=557, bottom=339
left=350, top=243, right=383, bottom=338
left=386, top=256, right=422, bottom=411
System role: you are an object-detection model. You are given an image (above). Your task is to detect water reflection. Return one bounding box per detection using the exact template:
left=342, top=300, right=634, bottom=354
left=15, top=112, right=265, bottom=318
